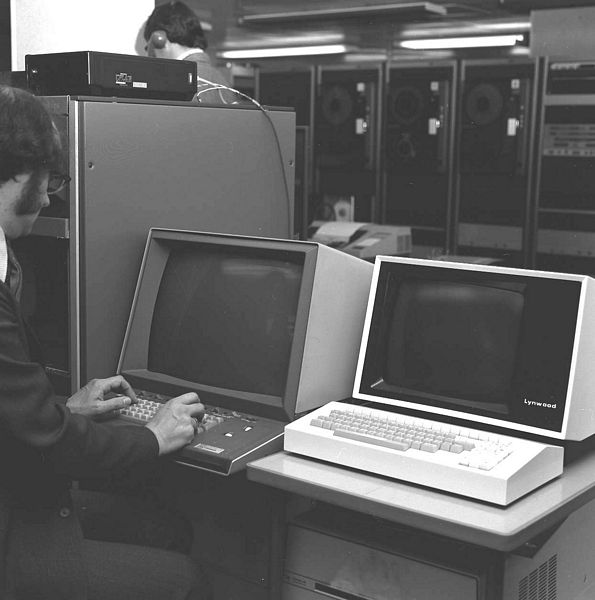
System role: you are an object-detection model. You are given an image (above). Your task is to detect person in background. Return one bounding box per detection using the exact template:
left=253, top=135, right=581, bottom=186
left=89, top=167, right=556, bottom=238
left=0, top=85, right=210, bottom=599
left=143, top=1, right=237, bottom=104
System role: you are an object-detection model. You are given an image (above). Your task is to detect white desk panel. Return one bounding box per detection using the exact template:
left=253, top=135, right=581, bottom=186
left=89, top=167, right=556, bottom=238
left=247, top=449, right=595, bottom=552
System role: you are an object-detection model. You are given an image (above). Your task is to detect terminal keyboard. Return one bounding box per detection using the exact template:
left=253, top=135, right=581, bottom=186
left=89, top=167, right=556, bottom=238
left=284, top=401, right=564, bottom=505
left=115, top=389, right=285, bottom=475
left=117, top=389, right=248, bottom=433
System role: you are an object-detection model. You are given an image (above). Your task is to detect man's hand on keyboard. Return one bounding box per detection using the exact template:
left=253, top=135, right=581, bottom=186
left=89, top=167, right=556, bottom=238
left=145, top=393, right=206, bottom=455
left=66, top=375, right=137, bottom=418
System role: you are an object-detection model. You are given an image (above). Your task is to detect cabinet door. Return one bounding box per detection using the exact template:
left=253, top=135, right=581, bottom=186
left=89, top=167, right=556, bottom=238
left=455, top=59, right=536, bottom=267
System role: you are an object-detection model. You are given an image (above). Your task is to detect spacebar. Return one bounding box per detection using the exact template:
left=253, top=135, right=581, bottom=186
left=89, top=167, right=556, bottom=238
left=333, top=429, right=410, bottom=451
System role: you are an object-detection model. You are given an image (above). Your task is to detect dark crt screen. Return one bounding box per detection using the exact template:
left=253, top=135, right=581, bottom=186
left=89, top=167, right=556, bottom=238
left=384, top=279, right=524, bottom=413
left=148, top=246, right=303, bottom=397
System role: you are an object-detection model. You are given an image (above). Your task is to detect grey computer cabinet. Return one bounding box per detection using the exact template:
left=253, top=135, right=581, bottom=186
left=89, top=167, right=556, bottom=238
left=17, top=96, right=295, bottom=394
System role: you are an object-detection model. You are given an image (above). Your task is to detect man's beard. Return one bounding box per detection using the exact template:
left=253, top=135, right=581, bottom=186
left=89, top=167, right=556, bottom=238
left=15, top=172, right=45, bottom=216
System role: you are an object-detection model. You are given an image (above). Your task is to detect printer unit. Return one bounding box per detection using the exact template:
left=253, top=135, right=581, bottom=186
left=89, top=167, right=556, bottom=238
left=309, top=221, right=412, bottom=260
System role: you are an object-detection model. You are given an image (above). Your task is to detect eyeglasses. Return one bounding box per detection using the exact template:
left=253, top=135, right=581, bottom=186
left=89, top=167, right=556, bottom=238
left=47, top=173, right=71, bottom=195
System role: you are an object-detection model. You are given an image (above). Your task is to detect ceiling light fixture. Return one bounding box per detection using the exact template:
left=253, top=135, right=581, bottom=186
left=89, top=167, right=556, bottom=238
left=239, top=2, right=446, bottom=24
left=400, top=34, right=525, bottom=50
left=218, top=44, right=351, bottom=59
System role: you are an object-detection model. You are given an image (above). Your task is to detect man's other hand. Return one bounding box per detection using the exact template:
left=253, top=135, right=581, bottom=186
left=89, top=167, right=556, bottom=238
left=66, top=376, right=137, bottom=418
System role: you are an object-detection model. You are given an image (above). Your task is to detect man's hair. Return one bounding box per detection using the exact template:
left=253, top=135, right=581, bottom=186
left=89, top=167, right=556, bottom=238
left=0, top=86, right=62, bottom=184
left=144, top=1, right=208, bottom=51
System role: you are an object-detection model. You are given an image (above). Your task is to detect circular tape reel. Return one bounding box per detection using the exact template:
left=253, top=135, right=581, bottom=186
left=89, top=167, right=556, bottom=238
left=321, top=85, right=354, bottom=126
left=465, top=82, right=504, bottom=126
left=389, top=85, right=424, bottom=125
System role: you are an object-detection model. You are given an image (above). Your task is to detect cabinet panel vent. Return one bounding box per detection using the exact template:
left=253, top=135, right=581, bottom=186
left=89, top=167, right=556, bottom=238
left=518, top=554, right=557, bottom=600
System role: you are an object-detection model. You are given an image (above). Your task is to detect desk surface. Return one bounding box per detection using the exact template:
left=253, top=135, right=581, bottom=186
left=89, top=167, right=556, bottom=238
left=247, top=449, right=595, bottom=552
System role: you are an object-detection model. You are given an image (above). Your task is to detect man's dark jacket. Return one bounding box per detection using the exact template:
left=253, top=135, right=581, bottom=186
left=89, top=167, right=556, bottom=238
left=0, top=279, right=159, bottom=598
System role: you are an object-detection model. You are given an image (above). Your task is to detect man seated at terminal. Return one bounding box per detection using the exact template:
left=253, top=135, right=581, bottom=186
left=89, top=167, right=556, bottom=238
left=0, top=85, right=210, bottom=599
left=143, top=1, right=237, bottom=104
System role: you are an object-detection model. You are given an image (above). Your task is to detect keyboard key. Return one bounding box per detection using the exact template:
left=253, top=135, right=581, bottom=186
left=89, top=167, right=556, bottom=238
left=421, top=442, right=439, bottom=453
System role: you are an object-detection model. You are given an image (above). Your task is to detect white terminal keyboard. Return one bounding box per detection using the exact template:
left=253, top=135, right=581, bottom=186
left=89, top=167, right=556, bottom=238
left=284, top=401, right=564, bottom=505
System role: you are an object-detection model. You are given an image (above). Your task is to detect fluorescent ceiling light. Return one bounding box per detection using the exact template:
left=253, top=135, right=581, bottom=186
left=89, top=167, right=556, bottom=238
left=218, top=44, right=349, bottom=59
left=400, top=34, right=525, bottom=50
left=344, top=52, right=389, bottom=63
left=220, top=32, right=345, bottom=49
